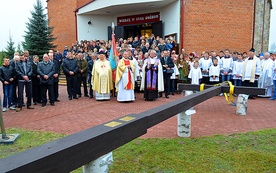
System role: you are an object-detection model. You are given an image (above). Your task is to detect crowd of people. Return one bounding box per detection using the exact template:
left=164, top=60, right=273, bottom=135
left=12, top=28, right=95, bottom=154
left=1, top=34, right=276, bottom=113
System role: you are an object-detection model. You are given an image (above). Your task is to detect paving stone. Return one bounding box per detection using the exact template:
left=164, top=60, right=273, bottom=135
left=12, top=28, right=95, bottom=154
left=2, top=85, right=276, bottom=138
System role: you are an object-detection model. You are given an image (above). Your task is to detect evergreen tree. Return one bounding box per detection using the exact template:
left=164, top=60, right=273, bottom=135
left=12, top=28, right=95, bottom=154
left=16, top=42, right=23, bottom=54
left=23, top=0, right=56, bottom=58
left=5, top=34, right=15, bottom=59
left=0, top=51, right=6, bottom=65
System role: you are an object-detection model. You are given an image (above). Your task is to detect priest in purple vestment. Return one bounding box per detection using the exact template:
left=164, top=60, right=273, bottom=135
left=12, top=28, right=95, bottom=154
left=140, top=50, right=164, bottom=101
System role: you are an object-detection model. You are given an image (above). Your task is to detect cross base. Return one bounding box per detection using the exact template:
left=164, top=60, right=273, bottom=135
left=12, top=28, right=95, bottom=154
left=0, top=134, right=20, bottom=144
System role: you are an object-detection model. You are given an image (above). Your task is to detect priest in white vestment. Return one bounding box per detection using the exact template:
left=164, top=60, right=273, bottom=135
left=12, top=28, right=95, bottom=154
left=91, top=52, right=113, bottom=100
left=115, top=51, right=136, bottom=102
left=140, top=50, right=164, bottom=101
left=269, top=60, right=276, bottom=100
left=242, top=48, right=261, bottom=99
left=258, top=52, right=274, bottom=97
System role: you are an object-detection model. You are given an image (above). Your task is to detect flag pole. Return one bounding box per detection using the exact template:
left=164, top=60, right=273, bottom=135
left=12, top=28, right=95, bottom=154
left=111, top=22, right=116, bottom=96
left=111, top=22, right=115, bottom=34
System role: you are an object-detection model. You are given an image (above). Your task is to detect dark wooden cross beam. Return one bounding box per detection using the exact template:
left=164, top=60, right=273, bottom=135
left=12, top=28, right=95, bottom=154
left=177, top=83, right=266, bottom=95
left=0, top=85, right=265, bottom=173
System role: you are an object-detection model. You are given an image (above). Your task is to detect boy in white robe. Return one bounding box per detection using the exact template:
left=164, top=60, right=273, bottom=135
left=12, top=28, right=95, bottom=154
left=170, top=63, right=180, bottom=95
left=188, top=61, right=202, bottom=85
left=199, top=52, right=212, bottom=84
left=232, top=53, right=244, bottom=86
left=209, top=58, right=220, bottom=85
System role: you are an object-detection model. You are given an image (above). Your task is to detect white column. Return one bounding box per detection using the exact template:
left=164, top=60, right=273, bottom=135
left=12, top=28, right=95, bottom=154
left=177, top=91, right=196, bottom=137
left=83, top=152, right=113, bottom=173
left=236, top=94, right=249, bottom=116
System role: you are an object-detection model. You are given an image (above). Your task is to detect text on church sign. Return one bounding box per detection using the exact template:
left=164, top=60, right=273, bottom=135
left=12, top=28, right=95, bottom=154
left=117, top=12, right=160, bottom=26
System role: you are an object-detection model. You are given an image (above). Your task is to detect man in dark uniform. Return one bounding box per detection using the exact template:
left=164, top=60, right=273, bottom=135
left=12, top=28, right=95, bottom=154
left=31, top=55, right=41, bottom=105
left=15, top=54, right=34, bottom=112
left=37, top=54, right=55, bottom=106
left=10, top=55, right=20, bottom=108
left=159, top=50, right=174, bottom=98
left=24, top=50, right=33, bottom=63
left=76, top=53, right=88, bottom=98
left=62, top=51, right=79, bottom=100
left=87, top=58, right=94, bottom=98
left=49, top=52, right=61, bottom=102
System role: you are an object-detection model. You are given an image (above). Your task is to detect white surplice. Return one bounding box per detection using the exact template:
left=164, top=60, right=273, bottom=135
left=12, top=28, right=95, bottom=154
left=116, top=68, right=135, bottom=102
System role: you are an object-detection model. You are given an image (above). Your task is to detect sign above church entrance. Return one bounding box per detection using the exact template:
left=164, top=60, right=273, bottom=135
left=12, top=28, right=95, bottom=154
left=117, top=12, right=160, bottom=26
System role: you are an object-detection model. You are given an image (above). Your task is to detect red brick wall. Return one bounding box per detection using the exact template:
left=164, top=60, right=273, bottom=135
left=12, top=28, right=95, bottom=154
left=77, top=0, right=92, bottom=8
left=182, top=0, right=254, bottom=54
left=47, top=0, right=77, bottom=51
left=48, top=0, right=254, bottom=54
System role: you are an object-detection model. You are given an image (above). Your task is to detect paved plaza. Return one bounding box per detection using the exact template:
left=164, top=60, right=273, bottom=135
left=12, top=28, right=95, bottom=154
left=2, top=85, right=276, bottom=138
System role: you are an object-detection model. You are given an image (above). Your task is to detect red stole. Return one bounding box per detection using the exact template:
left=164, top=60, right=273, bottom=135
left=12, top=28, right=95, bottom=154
left=124, top=60, right=132, bottom=90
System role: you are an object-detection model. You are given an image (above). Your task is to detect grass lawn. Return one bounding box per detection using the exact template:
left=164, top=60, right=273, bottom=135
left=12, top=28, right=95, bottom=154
left=1, top=128, right=276, bottom=173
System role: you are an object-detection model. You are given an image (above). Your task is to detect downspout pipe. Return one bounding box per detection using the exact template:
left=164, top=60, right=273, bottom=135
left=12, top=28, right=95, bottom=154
left=180, top=0, right=185, bottom=52
left=74, top=10, right=78, bottom=42
left=261, top=0, right=266, bottom=52
left=252, top=0, right=256, bottom=49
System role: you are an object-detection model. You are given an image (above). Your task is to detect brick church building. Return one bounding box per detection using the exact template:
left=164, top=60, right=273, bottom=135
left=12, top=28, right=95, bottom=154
left=47, top=0, right=272, bottom=54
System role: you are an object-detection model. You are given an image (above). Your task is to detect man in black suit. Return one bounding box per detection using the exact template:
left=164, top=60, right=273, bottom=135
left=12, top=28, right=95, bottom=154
left=49, top=52, right=61, bottom=102
left=15, top=54, right=34, bottom=112
left=31, top=55, right=41, bottom=105
left=62, top=52, right=79, bottom=100
left=24, top=50, right=33, bottom=63
left=87, top=58, right=94, bottom=98
left=159, top=50, right=175, bottom=98
left=37, top=54, right=55, bottom=106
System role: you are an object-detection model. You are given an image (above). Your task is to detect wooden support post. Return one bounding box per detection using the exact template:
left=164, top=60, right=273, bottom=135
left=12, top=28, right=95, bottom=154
left=82, top=152, right=113, bottom=173
left=177, top=83, right=266, bottom=117
left=236, top=94, right=249, bottom=115
left=177, top=91, right=196, bottom=137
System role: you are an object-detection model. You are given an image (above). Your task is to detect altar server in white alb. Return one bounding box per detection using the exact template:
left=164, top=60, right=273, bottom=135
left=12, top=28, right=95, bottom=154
left=170, top=62, right=180, bottom=95
left=269, top=60, right=276, bottom=100
left=242, top=48, right=261, bottom=99
left=188, top=61, right=202, bottom=85
left=232, top=52, right=244, bottom=87
left=220, top=49, right=233, bottom=82
left=199, top=51, right=212, bottom=84
left=209, top=58, right=220, bottom=85
left=115, top=51, right=136, bottom=102
left=258, top=52, right=274, bottom=97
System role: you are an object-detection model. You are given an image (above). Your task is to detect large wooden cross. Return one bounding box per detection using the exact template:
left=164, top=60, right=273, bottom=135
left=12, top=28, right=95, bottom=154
left=177, top=83, right=265, bottom=96
left=0, top=84, right=265, bottom=173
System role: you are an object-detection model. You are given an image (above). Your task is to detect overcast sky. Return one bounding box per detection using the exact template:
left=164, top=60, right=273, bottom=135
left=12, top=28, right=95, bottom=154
left=0, top=0, right=275, bottom=51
